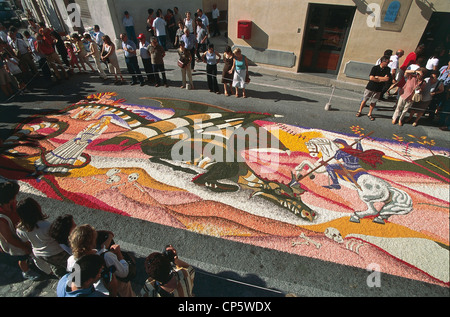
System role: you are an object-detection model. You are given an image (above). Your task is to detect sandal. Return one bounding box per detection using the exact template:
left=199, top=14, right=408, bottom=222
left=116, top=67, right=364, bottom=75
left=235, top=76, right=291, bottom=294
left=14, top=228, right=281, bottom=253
left=356, top=112, right=362, bottom=117
left=368, top=115, right=375, bottom=121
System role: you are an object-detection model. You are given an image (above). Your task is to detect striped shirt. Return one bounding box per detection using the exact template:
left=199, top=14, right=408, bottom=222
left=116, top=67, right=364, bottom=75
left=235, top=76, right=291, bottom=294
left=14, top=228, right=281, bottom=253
left=140, top=265, right=195, bottom=297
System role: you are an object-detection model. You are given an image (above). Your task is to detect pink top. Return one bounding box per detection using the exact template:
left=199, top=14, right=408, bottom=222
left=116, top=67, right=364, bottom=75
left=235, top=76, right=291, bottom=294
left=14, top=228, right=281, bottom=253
left=400, top=75, right=425, bottom=101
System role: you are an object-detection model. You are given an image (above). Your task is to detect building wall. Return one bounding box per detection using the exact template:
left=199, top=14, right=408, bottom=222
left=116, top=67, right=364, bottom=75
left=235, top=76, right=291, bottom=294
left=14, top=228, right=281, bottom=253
left=228, top=0, right=450, bottom=85
left=111, top=0, right=203, bottom=38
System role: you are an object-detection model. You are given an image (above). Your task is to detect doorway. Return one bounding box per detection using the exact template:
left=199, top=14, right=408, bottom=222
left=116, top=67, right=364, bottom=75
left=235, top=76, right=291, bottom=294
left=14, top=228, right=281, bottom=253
left=299, top=4, right=356, bottom=74
left=419, top=11, right=450, bottom=68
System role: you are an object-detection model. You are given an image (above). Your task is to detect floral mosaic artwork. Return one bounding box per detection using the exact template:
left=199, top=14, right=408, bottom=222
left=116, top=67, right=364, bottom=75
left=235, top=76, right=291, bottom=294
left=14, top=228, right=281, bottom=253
left=0, top=93, right=448, bottom=287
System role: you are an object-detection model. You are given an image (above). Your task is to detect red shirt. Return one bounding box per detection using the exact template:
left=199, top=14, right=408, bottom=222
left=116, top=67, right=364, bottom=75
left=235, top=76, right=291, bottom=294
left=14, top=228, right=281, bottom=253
left=400, top=52, right=416, bottom=72
left=35, top=38, right=54, bottom=55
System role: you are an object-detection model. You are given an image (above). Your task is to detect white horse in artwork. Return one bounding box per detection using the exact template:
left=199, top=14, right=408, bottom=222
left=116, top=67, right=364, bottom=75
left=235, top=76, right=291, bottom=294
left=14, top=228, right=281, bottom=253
left=294, top=138, right=413, bottom=224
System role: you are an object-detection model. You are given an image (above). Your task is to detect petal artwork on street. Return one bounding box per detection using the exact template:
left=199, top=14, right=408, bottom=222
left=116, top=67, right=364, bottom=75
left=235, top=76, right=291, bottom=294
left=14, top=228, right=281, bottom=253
left=0, top=92, right=448, bottom=288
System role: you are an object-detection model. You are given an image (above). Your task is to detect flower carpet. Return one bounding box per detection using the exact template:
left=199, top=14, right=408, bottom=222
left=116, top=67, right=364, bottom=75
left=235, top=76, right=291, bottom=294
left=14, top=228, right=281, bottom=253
left=1, top=93, right=448, bottom=287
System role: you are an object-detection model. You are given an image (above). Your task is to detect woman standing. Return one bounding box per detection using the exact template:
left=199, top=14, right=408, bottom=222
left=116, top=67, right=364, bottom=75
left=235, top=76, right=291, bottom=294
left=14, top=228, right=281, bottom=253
left=202, top=43, right=221, bottom=94
left=177, top=41, right=194, bottom=89
left=229, top=48, right=249, bottom=98
left=406, top=70, right=444, bottom=126
left=392, top=68, right=427, bottom=126
left=101, top=35, right=124, bottom=84
left=184, top=11, right=194, bottom=34
left=221, top=46, right=234, bottom=96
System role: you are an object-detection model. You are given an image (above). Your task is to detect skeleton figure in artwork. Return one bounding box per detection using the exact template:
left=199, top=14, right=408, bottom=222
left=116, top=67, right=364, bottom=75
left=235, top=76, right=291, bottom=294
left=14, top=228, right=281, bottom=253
left=128, top=172, right=144, bottom=192
left=295, top=138, right=413, bottom=224
left=324, top=227, right=344, bottom=244
left=324, top=227, right=365, bottom=255
left=35, top=116, right=112, bottom=173
left=106, top=168, right=121, bottom=184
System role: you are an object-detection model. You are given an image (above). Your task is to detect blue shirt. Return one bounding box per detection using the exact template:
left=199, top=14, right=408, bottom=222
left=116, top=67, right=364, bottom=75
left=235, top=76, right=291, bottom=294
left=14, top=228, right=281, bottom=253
left=57, top=273, right=107, bottom=297
left=180, top=33, right=196, bottom=50
left=122, top=40, right=137, bottom=58
left=438, top=65, right=450, bottom=87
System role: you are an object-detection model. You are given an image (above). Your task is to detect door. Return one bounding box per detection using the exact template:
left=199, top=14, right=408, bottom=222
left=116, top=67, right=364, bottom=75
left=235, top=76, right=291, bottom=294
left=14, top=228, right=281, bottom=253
left=299, top=4, right=355, bottom=74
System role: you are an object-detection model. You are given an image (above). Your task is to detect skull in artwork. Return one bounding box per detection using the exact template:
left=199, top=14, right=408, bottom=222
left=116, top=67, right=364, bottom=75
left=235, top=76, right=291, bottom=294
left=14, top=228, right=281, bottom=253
left=128, top=173, right=139, bottom=182
left=324, top=227, right=344, bottom=244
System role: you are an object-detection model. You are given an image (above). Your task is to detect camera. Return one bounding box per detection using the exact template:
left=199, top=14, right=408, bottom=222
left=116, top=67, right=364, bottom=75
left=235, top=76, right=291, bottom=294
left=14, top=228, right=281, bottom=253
left=101, top=265, right=116, bottom=283
left=162, top=245, right=176, bottom=262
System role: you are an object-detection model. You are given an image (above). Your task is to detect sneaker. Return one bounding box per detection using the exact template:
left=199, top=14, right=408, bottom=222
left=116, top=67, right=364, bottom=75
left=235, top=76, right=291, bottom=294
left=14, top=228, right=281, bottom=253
left=22, top=270, right=41, bottom=281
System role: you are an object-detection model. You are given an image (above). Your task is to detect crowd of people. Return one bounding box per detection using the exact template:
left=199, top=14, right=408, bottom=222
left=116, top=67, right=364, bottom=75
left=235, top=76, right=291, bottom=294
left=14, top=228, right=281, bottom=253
left=357, top=44, right=450, bottom=131
left=0, top=180, right=195, bottom=297
left=0, top=5, right=252, bottom=101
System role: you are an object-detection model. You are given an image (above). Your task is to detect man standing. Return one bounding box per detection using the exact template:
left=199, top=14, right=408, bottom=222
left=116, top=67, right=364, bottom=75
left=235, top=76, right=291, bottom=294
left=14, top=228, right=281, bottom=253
left=356, top=56, right=392, bottom=121
left=120, top=33, right=144, bottom=86
left=137, top=33, right=155, bottom=84
left=23, top=31, right=51, bottom=80
left=173, top=7, right=183, bottom=24
left=123, top=11, right=137, bottom=45
left=36, top=29, right=68, bottom=80
left=93, top=25, right=105, bottom=50
left=389, top=49, right=404, bottom=83
left=8, top=28, right=38, bottom=75
left=196, top=9, right=209, bottom=35
left=195, top=18, right=208, bottom=62
left=180, top=27, right=197, bottom=71
left=148, top=37, right=168, bottom=87
left=152, top=11, right=167, bottom=51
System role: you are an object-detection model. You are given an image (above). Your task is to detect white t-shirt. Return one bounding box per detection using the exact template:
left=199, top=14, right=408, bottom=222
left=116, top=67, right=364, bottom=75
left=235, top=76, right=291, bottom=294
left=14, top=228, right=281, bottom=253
left=388, top=54, right=399, bottom=71
left=152, top=17, right=167, bottom=36
left=212, top=8, right=220, bottom=19
left=426, top=57, right=439, bottom=71
left=184, top=18, right=194, bottom=33
left=139, top=41, right=151, bottom=59
left=16, top=220, right=63, bottom=257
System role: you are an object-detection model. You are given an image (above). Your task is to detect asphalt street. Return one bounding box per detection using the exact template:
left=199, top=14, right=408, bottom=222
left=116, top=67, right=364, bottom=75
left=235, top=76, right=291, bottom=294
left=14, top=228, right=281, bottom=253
left=0, top=36, right=449, bottom=300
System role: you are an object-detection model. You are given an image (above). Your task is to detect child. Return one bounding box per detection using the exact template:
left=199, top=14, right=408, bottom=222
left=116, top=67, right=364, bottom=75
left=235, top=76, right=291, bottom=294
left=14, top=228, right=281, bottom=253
left=202, top=43, right=221, bottom=94
left=65, top=41, right=82, bottom=73
left=0, top=181, right=39, bottom=280
left=15, top=197, right=70, bottom=278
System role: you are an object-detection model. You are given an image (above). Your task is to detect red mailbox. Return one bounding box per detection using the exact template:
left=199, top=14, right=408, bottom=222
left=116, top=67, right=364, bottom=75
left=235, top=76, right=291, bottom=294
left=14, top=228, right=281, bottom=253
left=237, top=20, right=252, bottom=39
